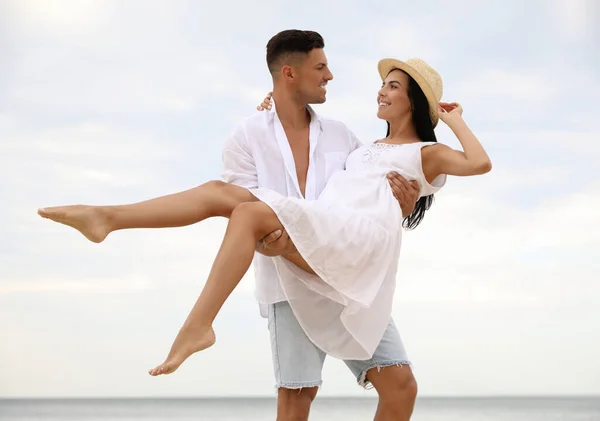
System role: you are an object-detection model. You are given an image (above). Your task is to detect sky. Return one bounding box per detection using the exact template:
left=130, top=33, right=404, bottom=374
left=0, top=0, right=599, bottom=398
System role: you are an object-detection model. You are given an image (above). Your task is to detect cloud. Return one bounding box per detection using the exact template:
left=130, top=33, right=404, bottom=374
left=554, top=0, right=598, bottom=41
left=9, top=0, right=115, bottom=36
left=457, top=68, right=559, bottom=107
left=4, top=0, right=271, bottom=116
left=1, top=0, right=599, bottom=399
left=0, top=273, right=155, bottom=293
left=397, top=184, right=600, bottom=300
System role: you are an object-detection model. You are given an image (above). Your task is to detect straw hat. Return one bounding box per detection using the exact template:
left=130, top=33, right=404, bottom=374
left=377, top=58, right=443, bottom=127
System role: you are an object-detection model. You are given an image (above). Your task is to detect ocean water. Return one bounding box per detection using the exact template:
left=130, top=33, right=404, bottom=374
left=1, top=397, right=599, bottom=421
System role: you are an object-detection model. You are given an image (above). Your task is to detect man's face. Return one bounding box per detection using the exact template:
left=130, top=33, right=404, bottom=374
left=293, top=48, right=333, bottom=104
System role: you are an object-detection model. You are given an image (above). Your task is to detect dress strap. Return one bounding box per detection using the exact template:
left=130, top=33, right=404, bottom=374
left=413, top=142, right=447, bottom=197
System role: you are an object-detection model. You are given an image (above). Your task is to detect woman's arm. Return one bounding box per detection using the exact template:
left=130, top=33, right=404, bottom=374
left=422, top=102, right=492, bottom=183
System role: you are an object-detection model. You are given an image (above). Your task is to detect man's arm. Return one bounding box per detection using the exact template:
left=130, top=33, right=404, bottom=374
left=345, top=126, right=419, bottom=217
left=346, top=125, right=363, bottom=152
left=387, top=172, right=420, bottom=217
left=222, top=125, right=292, bottom=256
left=222, top=125, right=258, bottom=189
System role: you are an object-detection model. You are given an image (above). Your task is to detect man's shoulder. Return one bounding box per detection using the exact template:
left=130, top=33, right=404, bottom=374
left=239, top=110, right=271, bottom=126
left=315, top=113, right=350, bottom=132
left=225, top=111, right=270, bottom=140
left=315, top=114, right=360, bottom=142
left=315, top=112, right=360, bottom=143
left=314, top=112, right=363, bottom=149
left=230, top=111, right=272, bottom=135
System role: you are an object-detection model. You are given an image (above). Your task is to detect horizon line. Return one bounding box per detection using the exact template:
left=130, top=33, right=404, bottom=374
left=1, top=394, right=599, bottom=400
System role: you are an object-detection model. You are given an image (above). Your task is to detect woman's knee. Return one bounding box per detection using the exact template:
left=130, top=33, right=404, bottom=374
left=203, top=180, right=256, bottom=217
left=204, top=180, right=228, bottom=191
left=230, top=202, right=264, bottom=224
left=231, top=202, right=261, bottom=218
left=230, top=202, right=276, bottom=235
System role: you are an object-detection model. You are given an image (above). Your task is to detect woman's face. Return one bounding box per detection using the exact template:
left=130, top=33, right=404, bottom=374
left=376, top=69, right=412, bottom=121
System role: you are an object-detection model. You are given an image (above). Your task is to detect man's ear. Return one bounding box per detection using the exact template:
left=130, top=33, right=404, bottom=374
left=281, top=64, right=295, bottom=81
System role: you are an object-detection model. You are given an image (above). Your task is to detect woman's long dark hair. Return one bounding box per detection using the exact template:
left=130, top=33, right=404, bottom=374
left=386, top=70, right=437, bottom=230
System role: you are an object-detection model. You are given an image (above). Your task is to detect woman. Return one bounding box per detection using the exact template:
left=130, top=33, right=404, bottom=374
left=38, top=58, right=491, bottom=376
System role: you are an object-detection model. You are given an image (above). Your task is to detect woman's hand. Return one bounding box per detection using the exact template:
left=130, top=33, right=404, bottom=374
left=429, top=101, right=492, bottom=177
left=256, top=92, right=273, bottom=111
left=438, top=102, right=463, bottom=126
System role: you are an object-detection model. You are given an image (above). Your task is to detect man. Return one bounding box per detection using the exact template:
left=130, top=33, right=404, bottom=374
left=221, top=30, right=420, bottom=421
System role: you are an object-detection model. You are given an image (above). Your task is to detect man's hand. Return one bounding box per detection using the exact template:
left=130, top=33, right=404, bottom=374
left=256, top=228, right=296, bottom=257
left=387, top=172, right=420, bottom=217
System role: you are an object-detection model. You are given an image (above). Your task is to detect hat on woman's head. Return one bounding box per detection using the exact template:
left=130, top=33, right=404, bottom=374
left=378, top=58, right=443, bottom=127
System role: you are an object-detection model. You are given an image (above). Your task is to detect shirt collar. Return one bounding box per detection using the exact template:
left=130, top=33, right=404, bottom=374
left=268, top=98, right=323, bottom=127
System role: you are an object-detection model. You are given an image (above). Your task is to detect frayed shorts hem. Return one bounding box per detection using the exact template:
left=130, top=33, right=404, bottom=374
left=357, top=360, right=412, bottom=389
left=275, top=380, right=322, bottom=391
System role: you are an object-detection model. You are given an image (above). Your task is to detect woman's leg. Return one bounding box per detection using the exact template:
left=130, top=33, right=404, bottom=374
left=37, top=181, right=255, bottom=243
left=148, top=201, right=292, bottom=376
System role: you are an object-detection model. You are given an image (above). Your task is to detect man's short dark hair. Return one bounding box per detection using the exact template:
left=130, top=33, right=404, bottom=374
left=266, top=30, right=325, bottom=75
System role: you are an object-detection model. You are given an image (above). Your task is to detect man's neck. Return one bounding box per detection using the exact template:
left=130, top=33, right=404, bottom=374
left=271, top=90, right=311, bottom=130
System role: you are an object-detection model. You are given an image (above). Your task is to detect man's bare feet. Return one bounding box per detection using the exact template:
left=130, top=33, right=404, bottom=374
left=148, top=325, right=216, bottom=376
left=37, top=205, right=111, bottom=243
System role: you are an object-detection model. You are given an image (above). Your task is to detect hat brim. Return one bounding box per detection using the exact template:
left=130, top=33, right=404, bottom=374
left=378, top=58, right=439, bottom=127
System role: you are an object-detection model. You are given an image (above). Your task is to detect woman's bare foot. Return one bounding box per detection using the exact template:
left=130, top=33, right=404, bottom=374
left=37, top=205, right=111, bottom=243
left=148, top=325, right=216, bottom=376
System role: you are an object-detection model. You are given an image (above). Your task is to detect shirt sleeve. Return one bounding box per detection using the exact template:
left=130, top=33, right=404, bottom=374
left=346, top=125, right=363, bottom=152
left=221, top=124, right=258, bottom=189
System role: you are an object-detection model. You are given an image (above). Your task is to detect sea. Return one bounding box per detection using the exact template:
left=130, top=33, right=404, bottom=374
left=1, top=397, right=599, bottom=420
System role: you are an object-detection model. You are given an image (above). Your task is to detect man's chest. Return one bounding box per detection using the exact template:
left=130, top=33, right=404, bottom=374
left=284, top=127, right=310, bottom=195
left=249, top=127, right=352, bottom=196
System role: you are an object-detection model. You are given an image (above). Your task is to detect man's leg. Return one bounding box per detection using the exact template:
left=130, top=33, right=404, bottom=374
left=345, top=319, right=417, bottom=421
left=268, top=301, right=326, bottom=421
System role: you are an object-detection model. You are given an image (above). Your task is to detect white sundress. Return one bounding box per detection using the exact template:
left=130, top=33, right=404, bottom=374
left=250, top=141, right=446, bottom=360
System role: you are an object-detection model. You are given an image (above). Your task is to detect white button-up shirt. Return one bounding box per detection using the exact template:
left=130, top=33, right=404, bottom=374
left=221, top=101, right=362, bottom=317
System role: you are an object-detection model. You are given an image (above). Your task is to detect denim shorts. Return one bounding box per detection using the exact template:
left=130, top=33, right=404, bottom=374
left=267, top=301, right=411, bottom=389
